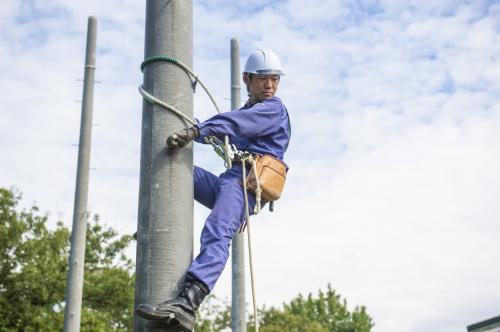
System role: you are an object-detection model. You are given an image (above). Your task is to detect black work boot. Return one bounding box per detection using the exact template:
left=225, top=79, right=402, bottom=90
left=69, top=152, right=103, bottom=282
left=136, top=278, right=209, bottom=331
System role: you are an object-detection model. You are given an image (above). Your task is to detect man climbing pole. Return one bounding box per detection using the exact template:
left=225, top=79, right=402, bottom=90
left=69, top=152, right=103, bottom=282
left=136, top=49, right=291, bottom=331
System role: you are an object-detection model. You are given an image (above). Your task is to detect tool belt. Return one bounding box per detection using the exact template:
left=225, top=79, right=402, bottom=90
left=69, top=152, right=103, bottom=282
left=245, top=154, right=287, bottom=202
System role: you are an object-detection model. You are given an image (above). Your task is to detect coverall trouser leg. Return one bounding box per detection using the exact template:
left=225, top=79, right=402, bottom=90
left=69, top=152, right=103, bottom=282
left=187, top=166, right=255, bottom=291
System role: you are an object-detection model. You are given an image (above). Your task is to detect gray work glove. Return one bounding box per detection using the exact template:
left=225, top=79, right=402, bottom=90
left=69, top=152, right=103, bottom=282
left=166, top=127, right=199, bottom=149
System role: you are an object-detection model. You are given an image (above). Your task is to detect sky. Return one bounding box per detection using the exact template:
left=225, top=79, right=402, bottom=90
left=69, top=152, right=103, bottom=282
left=1, top=0, right=500, bottom=331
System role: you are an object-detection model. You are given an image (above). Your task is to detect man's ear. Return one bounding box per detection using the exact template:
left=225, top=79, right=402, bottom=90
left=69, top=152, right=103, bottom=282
left=242, top=73, right=250, bottom=85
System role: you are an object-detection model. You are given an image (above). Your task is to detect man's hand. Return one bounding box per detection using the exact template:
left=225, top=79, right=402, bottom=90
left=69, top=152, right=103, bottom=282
left=166, top=127, right=199, bottom=149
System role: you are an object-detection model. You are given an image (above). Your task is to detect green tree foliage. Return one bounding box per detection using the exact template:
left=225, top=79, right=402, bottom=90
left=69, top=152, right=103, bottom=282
left=196, top=284, right=373, bottom=332
left=256, top=284, right=373, bottom=332
left=0, top=188, right=134, bottom=331
left=195, top=295, right=231, bottom=332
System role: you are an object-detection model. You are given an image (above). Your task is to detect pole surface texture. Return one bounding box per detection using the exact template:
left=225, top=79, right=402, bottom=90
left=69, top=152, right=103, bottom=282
left=230, top=38, right=246, bottom=332
left=63, top=16, right=97, bottom=332
left=134, top=1, right=194, bottom=331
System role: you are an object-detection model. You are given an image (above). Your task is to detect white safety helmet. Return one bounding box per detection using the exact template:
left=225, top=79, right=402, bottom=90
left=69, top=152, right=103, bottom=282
left=243, top=49, right=285, bottom=76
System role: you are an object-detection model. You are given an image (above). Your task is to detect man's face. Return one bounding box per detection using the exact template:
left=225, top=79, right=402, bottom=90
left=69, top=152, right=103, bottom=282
left=245, top=74, right=280, bottom=102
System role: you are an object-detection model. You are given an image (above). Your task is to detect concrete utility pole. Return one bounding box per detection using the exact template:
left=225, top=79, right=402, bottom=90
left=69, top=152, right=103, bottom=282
left=134, top=1, right=193, bottom=331
left=63, top=16, right=97, bottom=332
left=230, top=38, right=246, bottom=332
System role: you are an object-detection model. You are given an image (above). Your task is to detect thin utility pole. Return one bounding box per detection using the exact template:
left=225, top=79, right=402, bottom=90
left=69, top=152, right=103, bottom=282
left=134, top=1, right=193, bottom=331
left=230, top=38, right=246, bottom=332
left=63, top=16, right=97, bottom=332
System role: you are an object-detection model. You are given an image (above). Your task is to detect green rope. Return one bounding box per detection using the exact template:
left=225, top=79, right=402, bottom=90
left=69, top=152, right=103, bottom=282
left=140, top=55, right=221, bottom=114
left=141, top=55, right=179, bottom=72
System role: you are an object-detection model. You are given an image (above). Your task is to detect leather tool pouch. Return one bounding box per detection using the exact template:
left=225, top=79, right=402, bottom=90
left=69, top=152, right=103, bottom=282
left=246, top=155, right=287, bottom=202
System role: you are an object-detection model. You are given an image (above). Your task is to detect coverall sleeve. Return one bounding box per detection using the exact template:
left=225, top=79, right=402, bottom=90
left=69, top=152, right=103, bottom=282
left=195, top=98, right=283, bottom=140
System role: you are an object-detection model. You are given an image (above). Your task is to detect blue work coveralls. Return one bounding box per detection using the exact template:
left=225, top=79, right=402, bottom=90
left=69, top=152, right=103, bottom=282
left=186, top=96, right=291, bottom=291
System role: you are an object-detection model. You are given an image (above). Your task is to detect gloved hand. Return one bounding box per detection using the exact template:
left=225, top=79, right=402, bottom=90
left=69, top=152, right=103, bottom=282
left=166, top=127, right=199, bottom=149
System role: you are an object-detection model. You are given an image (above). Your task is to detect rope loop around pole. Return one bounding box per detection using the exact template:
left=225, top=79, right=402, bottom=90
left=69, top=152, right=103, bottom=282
left=140, top=55, right=237, bottom=168
left=140, top=55, right=221, bottom=114
left=138, top=85, right=196, bottom=126
left=141, top=55, right=179, bottom=72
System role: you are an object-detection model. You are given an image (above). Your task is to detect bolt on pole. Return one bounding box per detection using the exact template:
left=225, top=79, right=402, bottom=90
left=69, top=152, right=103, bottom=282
left=134, top=1, right=193, bottom=331
left=230, top=38, right=246, bottom=332
left=63, top=16, right=97, bottom=332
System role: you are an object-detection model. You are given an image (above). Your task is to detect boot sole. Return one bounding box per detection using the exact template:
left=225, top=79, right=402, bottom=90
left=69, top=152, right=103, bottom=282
left=136, top=306, right=194, bottom=331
